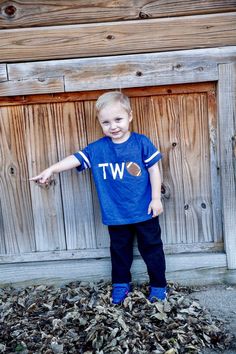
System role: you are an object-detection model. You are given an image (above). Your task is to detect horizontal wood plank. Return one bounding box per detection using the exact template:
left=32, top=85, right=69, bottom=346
left=65, top=59, right=217, bottom=92
left=0, top=78, right=64, bottom=97
left=0, top=64, right=7, bottom=82
left=0, top=0, right=236, bottom=29
left=0, top=243, right=224, bottom=264
left=0, top=82, right=216, bottom=106
left=0, top=12, right=236, bottom=62
left=0, top=253, right=227, bottom=285
left=5, top=47, right=236, bottom=98
left=8, top=47, right=236, bottom=81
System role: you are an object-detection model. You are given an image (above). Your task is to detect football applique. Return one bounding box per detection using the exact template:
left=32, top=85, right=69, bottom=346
left=126, top=162, right=142, bottom=176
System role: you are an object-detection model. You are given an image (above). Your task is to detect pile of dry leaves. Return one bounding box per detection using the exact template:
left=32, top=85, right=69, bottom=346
left=0, top=282, right=233, bottom=353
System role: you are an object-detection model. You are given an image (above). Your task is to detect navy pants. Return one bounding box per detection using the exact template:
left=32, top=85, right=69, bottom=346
left=108, top=217, right=167, bottom=287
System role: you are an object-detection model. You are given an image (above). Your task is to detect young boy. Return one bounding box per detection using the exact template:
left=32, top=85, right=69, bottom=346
left=30, top=92, right=167, bottom=304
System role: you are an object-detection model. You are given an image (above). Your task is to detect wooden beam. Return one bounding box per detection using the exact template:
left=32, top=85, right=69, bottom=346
left=8, top=46, right=236, bottom=81
left=218, top=63, right=236, bottom=269
left=0, top=77, right=64, bottom=96
left=0, top=64, right=7, bottom=82
left=0, top=253, right=227, bottom=285
left=4, top=47, right=235, bottom=98
left=0, top=83, right=216, bottom=105
left=0, top=242, right=224, bottom=264
left=0, top=12, right=236, bottom=62
left=0, top=0, right=236, bottom=29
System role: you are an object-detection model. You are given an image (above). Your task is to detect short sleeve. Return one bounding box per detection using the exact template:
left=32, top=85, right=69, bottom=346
left=142, top=135, right=162, bottom=168
left=73, top=146, right=91, bottom=172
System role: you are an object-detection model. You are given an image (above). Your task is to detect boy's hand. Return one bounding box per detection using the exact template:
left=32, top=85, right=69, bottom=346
left=29, top=168, right=53, bottom=185
left=148, top=198, right=163, bottom=217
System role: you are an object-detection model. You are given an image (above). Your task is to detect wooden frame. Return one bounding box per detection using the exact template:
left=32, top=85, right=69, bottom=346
left=0, top=47, right=236, bottom=97
left=218, top=63, right=236, bottom=269
left=0, top=253, right=227, bottom=285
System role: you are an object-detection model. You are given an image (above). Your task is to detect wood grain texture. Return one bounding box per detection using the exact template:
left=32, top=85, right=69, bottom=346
left=0, top=82, right=216, bottom=107
left=0, top=201, right=6, bottom=254
left=148, top=95, right=186, bottom=244
left=65, top=58, right=217, bottom=92
left=0, top=78, right=64, bottom=97
left=0, top=12, right=236, bottom=62
left=83, top=100, right=110, bottom=248
left=207, top=91, right=223, bottom=242
left=25, top=104, right=66, bottom=252
left=8, top=46, right=236, bottom=82
left=0, top=106, right=36, bottom=254
left=0, top=0, right=235, bottom=28
left=0, top=83, right=220, bottom=259
left=0, top=242, right=224, bottom=264
left=0, top=253, right=227, bottom=285
left=218, top=63, right=236, bottom=269
left=54, top=101, right=97, bottom=249
left=0, top=64, right=7, bottom=82
left=132, top=90, right=216, bottom=245
left=179, top=94, right=214, bottom=243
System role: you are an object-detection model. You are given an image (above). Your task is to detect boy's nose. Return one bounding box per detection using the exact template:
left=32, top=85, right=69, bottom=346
left=110, top=122, right=117, bottom=130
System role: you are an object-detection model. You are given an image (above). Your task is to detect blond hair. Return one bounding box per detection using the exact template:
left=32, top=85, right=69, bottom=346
left=95, top=91, right=131, bottom=114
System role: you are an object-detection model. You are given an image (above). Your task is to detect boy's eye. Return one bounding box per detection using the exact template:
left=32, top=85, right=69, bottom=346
left=115, top=118, right=122, bottom=122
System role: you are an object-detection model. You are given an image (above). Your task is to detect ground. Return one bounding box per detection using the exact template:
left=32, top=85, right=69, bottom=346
left=190, top=284, right=236, bottom=354
left=0, top=282, right=235, bottom=353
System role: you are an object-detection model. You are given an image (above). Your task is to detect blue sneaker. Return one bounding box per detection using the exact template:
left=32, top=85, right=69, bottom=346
left=112, top=283, right=130, bottom=304
left=148, top=286, right=167, bottom=302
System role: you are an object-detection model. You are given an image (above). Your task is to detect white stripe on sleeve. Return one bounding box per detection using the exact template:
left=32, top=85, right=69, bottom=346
left=78, top=151, right=91, bottom=168
left=144, top=150, right=160, bottom=163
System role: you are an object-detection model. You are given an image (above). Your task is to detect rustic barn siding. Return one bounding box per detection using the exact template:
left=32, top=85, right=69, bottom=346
left=0, top=12, right=236, bottom=63
left=1, top=47, right=236, bottom=98
left=0, top=0, right=235, bottom=28
left=0, top=106, right=35, bottom=254
left=0, top=83, right=222, bottom=261
left=0, top=0, right=236, bottom=282
left=53, top=101, right=97, bottom=250
left=218, top=63, right=236, bottom=269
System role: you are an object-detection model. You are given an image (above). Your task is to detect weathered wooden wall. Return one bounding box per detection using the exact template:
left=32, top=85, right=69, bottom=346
left=0, top=1, right=235, bottom=62
left=0, top=0, right=236, bottom=283
left=0, top=83, right=223, bottom=259
left=1, top=0, right=236, bottom=28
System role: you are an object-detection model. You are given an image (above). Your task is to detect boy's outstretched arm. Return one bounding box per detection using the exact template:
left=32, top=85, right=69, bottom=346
left=148, top=162, right=163, bottom=217
left=30, top=155, right=81, bottom=184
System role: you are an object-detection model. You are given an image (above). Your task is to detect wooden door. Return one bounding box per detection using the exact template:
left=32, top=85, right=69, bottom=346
left=0, top=82, right=223, bottom=261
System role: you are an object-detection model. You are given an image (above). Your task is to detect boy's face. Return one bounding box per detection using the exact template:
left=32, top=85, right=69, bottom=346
left=97, top=102, right=133, bottom=143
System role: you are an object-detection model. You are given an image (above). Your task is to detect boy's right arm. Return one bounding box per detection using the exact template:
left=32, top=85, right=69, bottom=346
left=30, top=155, right=81, bottom=184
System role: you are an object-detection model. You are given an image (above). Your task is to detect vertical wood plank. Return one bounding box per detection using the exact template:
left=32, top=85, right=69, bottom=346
left=152, top=95, right=186, bottom=244
left=25, top=104, right=66, bottom=251
left=54, top=101, right=97, bottom=249
left=0, top=106, right=36, bottom=254
left=83, top=100, right=110, bottom=248
left=132, top=96, right=186, bottom=244
left=0, top=64, right=7, bottom=82
left=218, top=63, right=236, bottom=269
left=207, top=90, right=223, bottom=242
left=179, top=94, right=214, bottom=243
left=0, top=201, right=6, bottom=254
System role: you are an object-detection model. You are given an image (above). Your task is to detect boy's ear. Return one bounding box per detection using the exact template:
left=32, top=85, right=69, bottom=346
left=129, top=111, right=133, bottom=122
